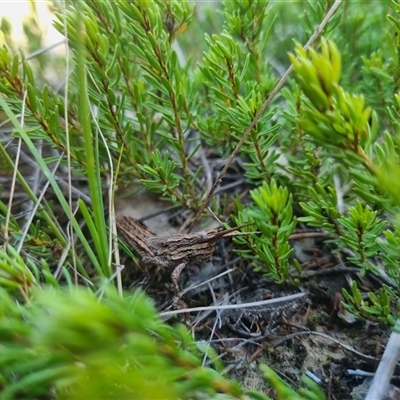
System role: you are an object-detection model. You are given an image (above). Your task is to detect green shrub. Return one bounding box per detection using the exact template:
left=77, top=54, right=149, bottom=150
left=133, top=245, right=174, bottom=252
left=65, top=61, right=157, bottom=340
left=2, top=0, right=400, bottom=398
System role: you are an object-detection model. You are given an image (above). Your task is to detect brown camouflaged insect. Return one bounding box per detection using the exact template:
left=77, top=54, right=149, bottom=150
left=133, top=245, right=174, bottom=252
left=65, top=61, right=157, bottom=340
left=116, top=214, right=245, bottom=291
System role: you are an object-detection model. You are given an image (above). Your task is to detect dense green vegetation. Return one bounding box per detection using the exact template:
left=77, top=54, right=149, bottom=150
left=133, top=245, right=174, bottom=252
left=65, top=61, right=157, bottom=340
left=1, top=0, right=400, bottom=398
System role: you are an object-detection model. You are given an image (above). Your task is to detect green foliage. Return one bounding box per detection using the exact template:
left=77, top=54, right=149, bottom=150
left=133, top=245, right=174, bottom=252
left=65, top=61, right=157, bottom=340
left=0, top=286, right=245, bottom=399
left=0, top=17, right=13, bottom=47
left=380, top=227, right=400, bottom=281
left=290, top=39, right=371, bottom=155
left=0, top=95, right=102, bottom=278
left=300, top=194, right=387, bottom=274
left=198, top=0, right=279, bottom=181
left=55, top=0, right=202, bottom=208
left=0, top=245, right=36, bottom=295
left=248, top=365, right=327, bottom=400
left=298, top=184, right=342, bottom=239
left=287, top=31, right=400, bottom=322
left=342, top=281, right=397, bottom=325
left=3, top=0, right=400, bottom=398
left=0, top=283, right=327, bottom=400
left=337, top=201, right=386, bottom=275
left=234, top=180, right=296, bottom=284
